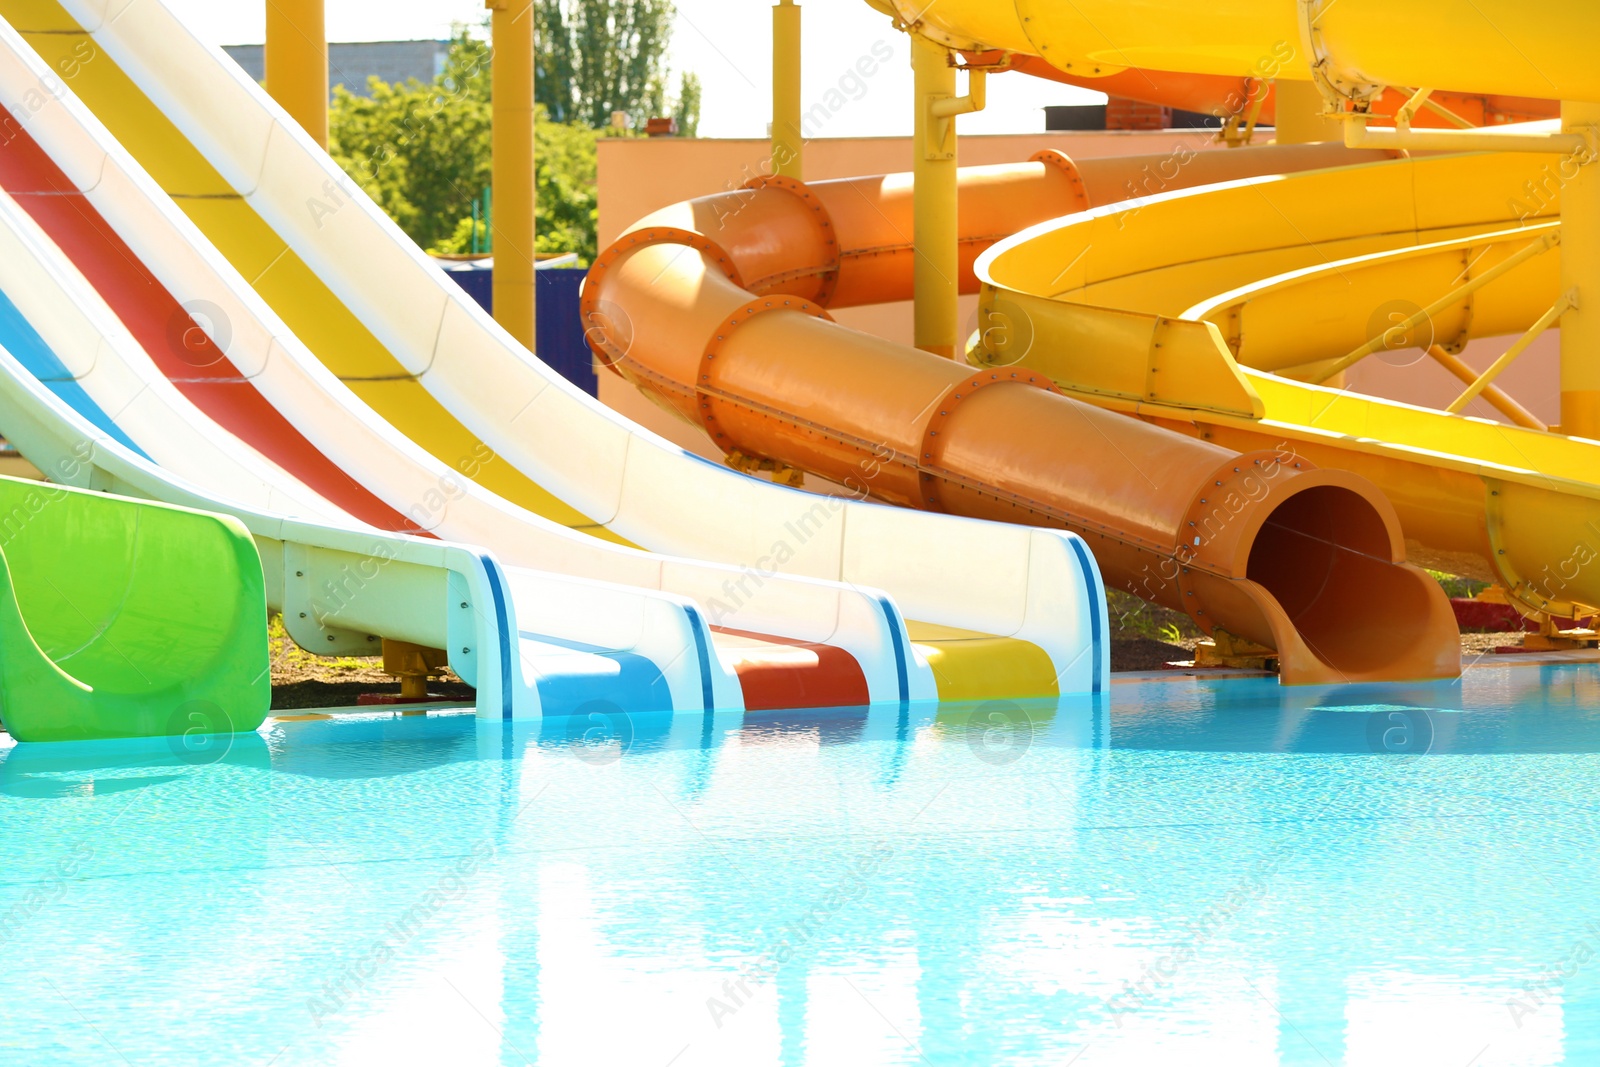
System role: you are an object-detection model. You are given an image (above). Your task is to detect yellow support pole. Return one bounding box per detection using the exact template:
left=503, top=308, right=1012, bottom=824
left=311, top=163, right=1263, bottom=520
left=489, top=0, right=537, bottom=350
left=772, top=0, right=802, bottom=179
left=1434, top=340, right=1551, bottom=429
left=265, top=0, right=328, bottom=149
left=913, top=34, right=958, bottom=358
left=1561, top=101, right=1600, bottom=438
left=1270, top=79, right=1339, bottom=145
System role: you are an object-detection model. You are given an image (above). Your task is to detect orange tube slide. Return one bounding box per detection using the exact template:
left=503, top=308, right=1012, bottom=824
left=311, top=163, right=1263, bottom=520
left=583, top=145, right=1460, bottom=685
left=968, top=53, right=1558, bottom=129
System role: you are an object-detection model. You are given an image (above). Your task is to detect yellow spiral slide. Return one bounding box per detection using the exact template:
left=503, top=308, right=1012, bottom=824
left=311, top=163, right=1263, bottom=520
left=891, top=0, right=1600, bottom=624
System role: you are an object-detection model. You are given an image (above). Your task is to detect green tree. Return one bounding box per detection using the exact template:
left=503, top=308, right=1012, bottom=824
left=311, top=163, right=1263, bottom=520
left=329, top=30, right=492, bottom=252
left=536, top=0, right=681, bottom=130
left=673, top=71, right=701, bottom=137
left=427, top=113, right=601, bottom=260
left=535, top=111, right=601, bottom=259
left=330, top=20, right=696, bottom=265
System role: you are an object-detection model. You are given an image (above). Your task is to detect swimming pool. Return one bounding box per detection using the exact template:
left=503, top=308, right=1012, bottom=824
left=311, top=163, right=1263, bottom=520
left=2, top=665, right=1598, bottom=1065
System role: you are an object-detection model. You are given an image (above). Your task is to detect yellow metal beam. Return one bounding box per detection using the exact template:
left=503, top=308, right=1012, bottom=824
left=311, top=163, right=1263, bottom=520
left=1434, top=341, right=1551, bottom=429
left=910, top=43, right=986, bottom=358
left=912, top=35, right=958, bottom=358
left=1344, top=113, right=1588, bottom=154
left=1562, top=101, right=1600, bottom=438
left=772, top=0, right=802, bottom=179
left=265, top=0, right=328, bottom=148
left=489, top=0, right=537, bottom=350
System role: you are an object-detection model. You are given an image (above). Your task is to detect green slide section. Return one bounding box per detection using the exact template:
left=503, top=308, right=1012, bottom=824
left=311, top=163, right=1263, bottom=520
left=0, top=475, right=269, bottom=743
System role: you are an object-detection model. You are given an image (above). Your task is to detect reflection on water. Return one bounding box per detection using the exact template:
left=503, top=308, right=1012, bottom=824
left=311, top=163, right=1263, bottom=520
left=0, top=667, right=1597, bottom=1065
left=1114, top=665, right=1600, bottom=755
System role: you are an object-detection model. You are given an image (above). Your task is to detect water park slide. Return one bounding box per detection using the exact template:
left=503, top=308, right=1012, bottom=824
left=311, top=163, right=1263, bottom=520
left=873, top=0, right=1600, bottom=620
left=20, top=0, right=1107, bottom=701
left=0, top=473, right=267, bottom=742
left=564, top=0, right=1588, bottom=676
left=875, top=0, right=1600, bottom=102
left=577, top=145, right=1465, bottom=684
left=0, top=180, right=697, bottom=723
left=976, top=149, right=1600, bottom=621
left=0, top=22, right=954, bottom=715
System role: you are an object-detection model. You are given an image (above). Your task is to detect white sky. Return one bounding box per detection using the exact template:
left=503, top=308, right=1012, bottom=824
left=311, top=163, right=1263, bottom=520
left=159, top=0, right=1102, bottom=137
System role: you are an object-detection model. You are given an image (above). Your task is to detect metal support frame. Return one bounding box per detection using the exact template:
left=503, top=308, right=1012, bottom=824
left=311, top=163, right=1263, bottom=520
left=1429, top=344, right=1546, bottom=430
left=1309, top=231, right=1562, bottom=385
left=929, top=66, right=985, bottom=148
left=1342, top=111, right=1590, bottom=154
left=1220, top=79, right=1268, bottom=148
left=912, top=36, right=984, bottom=358
left=1522, top=614, right=1600, bottom=651
left=1443, top=297, right=1572, bottom=422
left=1296, top=0, right=1599, bottom=437
left=1298, top=0, right=1587, bottom=156
left=1392, top=86, right=1471, bottom=131
left=382, top=639, right=451, bottom=701
left=772, top=0, right=803, bottom=178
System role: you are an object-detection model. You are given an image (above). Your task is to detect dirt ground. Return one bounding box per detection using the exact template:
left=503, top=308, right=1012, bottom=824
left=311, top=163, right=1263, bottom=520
left=267, top=616, right=474, bottom=710
left=1104, top=591, right=1206, bottom=671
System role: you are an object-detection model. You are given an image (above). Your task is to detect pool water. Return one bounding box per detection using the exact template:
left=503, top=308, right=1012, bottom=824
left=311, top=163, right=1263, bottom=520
left=3, top=665, right=1600, bottom=1065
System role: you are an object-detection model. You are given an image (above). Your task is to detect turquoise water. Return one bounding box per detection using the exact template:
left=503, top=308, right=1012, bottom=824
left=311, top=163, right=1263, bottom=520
left=3, top=665, right=1600, bottom=1065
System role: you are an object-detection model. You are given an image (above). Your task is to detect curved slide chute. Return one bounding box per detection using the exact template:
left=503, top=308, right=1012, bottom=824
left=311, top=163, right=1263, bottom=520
left=9, top=0, right=1111, bottom=700
left=0, top=473, right=268, bottom=742
left=859, top=0, right=1600, bottom=625
left=576, top=145, right=1461, bottom=684
left=872, top=0, right=1600, bottom=103
left=974, top=148, right=1600, bottom=622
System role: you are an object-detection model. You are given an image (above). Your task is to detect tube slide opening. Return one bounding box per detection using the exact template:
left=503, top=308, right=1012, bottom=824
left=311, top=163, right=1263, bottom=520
left=1246, top=484, right=1439, bottom=676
